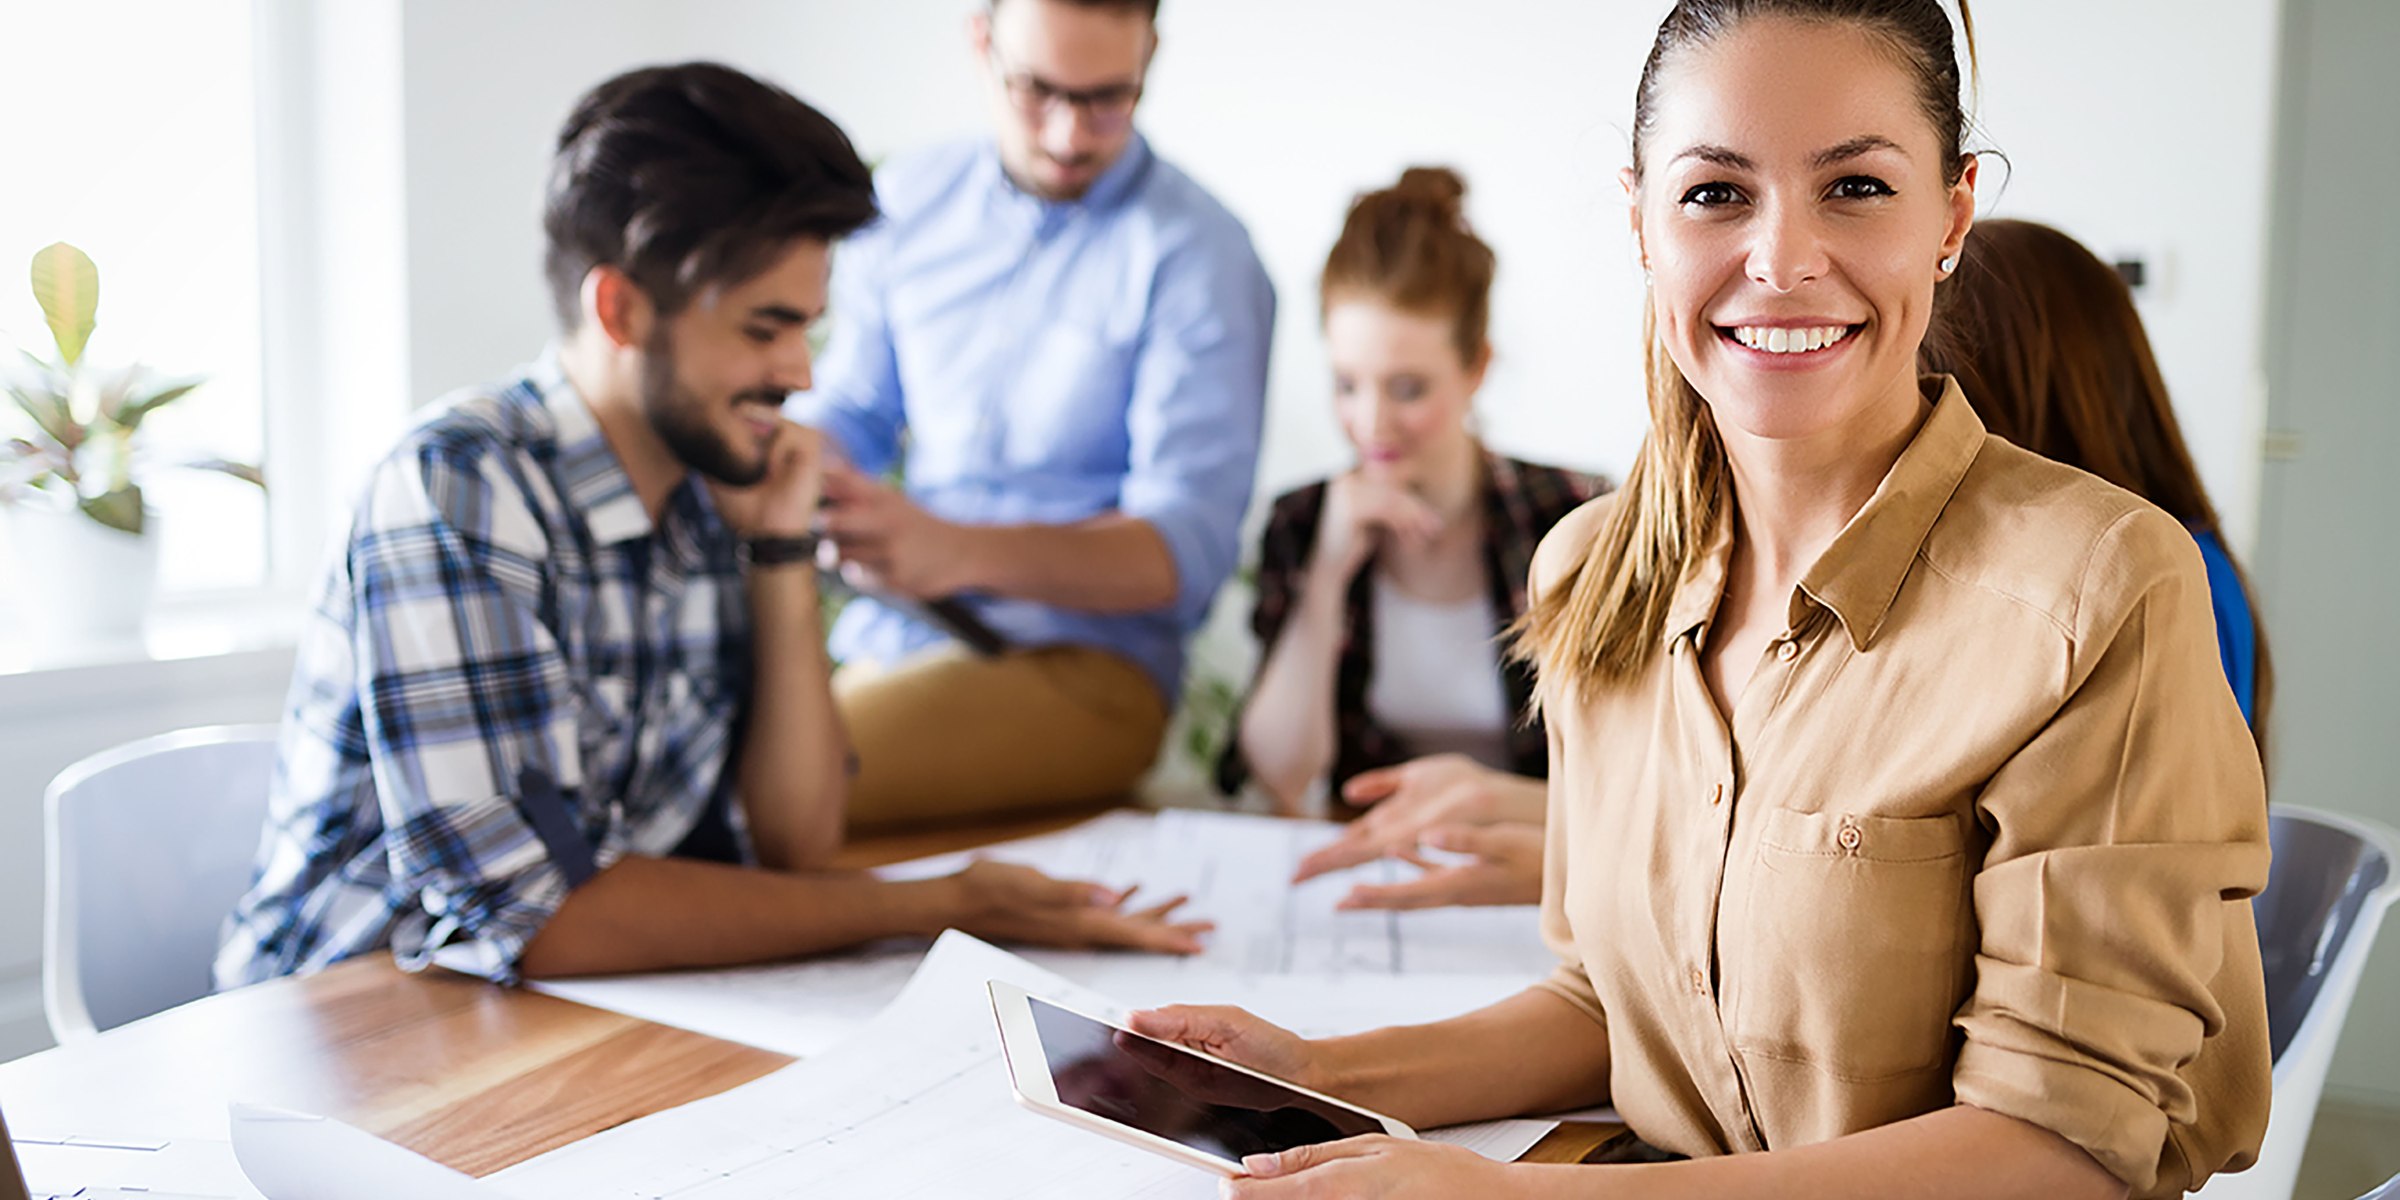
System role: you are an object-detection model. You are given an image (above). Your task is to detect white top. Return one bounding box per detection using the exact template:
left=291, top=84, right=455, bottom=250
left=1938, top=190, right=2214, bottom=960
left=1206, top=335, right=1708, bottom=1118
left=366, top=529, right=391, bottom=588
left=1364, top=582, right=1513, bottom=770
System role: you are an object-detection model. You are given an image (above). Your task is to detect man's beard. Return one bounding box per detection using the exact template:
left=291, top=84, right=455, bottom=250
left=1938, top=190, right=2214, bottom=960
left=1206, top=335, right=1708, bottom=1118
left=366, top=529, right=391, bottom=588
left=641, top=328, right=774, bottom=487
left=1005, top=146, right=1103, bottom=203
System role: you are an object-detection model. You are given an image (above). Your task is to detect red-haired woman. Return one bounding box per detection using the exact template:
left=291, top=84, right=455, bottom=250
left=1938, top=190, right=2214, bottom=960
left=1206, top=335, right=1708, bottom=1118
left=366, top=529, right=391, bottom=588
left=1218, top=167, right=1606, bottom=910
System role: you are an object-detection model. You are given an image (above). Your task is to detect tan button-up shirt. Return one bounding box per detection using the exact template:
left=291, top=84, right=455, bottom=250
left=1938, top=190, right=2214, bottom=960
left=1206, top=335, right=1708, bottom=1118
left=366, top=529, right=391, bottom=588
left=1534, top=380, right=2269, bottom=1197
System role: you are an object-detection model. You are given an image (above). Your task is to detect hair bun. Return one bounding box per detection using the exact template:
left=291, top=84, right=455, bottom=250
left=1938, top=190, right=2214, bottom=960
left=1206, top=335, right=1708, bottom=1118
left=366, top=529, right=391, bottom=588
left=1389, top=166, right=1468, bottom=224
left=1321, top=165, right=1494, bottom=361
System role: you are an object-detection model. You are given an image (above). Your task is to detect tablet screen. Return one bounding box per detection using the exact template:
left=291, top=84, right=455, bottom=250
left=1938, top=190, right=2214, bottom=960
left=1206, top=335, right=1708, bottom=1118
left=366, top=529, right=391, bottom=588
left=1027, top=997, right=1384, bottom=1163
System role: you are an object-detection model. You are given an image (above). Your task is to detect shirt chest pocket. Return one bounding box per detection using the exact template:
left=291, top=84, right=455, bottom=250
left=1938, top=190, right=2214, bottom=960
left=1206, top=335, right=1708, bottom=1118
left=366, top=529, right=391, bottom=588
left=1728, top=808, right=1969, bottom=1082
left=1002, top=321, right=1135, bottom=472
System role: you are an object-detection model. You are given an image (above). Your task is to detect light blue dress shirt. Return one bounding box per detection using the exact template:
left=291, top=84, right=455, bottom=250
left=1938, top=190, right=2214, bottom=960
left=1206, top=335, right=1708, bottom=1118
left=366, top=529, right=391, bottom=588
left=791, top=134, right=1275, bottom=699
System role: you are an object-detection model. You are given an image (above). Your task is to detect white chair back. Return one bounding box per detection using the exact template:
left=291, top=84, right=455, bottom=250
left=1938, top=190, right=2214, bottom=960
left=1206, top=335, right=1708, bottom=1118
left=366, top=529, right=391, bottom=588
left=2194, top=804, right=2400, bottom=1200
left=42, top=724, right=281, bottom=1040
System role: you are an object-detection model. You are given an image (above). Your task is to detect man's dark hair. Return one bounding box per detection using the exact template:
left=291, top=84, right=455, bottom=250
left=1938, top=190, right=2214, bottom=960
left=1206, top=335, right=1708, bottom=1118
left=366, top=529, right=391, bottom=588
left=543, top=62, right=877, bottom=329
left=990, top=0, right=1161, bottom=19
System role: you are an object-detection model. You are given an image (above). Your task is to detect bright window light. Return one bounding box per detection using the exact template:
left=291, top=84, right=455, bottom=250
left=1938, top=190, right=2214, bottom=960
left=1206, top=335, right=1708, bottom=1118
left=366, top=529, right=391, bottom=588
left=0, top=3, right=267, bottom=595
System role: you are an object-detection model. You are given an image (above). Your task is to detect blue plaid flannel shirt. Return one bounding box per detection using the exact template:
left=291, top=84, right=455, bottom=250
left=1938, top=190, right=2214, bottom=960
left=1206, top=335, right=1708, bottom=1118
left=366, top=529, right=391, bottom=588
left=215, top=354, right=752, bottom=987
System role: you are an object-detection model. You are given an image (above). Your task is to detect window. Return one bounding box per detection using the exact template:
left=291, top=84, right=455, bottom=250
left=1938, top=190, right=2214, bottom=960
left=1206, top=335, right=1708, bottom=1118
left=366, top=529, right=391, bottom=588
left=0, top=3, right=268, bottom=595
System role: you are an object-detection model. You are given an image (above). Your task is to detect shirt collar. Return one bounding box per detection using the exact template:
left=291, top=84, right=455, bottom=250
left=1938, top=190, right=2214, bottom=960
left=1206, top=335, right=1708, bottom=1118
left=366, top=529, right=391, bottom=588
left=981, top=132, right=1154, bottom=218
left=530, top=348, right=653, bottom=546
left=1660, top=375, right=1986, bottom=652
left=1078, top=132, right=1152, bottom=212
left=1800, top=377, right=1984, bottom=650
left=1663, top=492, right=1737, bottom=649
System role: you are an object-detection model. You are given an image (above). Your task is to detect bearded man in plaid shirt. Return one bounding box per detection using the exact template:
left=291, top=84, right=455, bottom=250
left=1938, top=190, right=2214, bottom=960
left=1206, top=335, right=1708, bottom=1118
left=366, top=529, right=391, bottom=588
left=217, top=63, right=1210, bottom=989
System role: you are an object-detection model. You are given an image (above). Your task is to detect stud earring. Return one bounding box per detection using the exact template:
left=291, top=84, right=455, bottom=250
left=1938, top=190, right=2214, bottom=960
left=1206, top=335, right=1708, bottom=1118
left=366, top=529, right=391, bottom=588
left=1938, top=255, right=1958, bottom=275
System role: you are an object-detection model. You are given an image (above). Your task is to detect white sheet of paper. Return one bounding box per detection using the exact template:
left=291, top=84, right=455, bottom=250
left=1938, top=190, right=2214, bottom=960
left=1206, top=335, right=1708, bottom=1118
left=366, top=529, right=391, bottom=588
left=227, top=1104, right=517, bottom=1200
left=534, top=809, right=1558, bottom=1058
left=11, top=1133, right=266, bottom=1200
left=493, top=932, right=1556, bottom=1199
left=531, top=941, right=935, bottom=1058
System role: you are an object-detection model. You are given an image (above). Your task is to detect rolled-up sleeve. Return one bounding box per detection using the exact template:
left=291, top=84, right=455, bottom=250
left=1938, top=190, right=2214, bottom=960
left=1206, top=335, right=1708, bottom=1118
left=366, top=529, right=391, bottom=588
left=1952, top=508, right=2271, bottom=1194
left=791, top=226, right=906, bottom=476
left=348, top=445, right=614, bottom=983
left=1118, top=233, right=1275, bottom=628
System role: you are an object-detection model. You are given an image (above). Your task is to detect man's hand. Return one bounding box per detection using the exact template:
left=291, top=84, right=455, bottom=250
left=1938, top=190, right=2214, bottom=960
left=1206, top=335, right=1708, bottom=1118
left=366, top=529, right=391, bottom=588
left=820, top=460, right=975, bottom=598
left=946, top=860, right=1214, bottom=955
left=709, top=421, right=826, bottom=537
left=1335, top=823, right=1544, bottom=910
left=1292, top=755, right=1537, bottom=883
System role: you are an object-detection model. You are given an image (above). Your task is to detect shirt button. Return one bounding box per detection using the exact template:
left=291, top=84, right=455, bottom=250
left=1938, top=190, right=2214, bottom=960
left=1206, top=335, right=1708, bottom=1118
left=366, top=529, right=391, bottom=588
left=1689, top=968, right=1707, bottom=995
left=1776, top=639, right=1800, bottom=662
left=1708, top=783, right=1724, bottom=806
left=1837, top=825, right=1863, bottom=851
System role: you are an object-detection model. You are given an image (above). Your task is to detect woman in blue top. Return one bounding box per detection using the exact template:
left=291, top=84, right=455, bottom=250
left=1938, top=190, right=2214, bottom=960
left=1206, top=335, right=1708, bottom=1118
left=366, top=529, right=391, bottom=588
left=1928, top=218, right=2270, bottom=743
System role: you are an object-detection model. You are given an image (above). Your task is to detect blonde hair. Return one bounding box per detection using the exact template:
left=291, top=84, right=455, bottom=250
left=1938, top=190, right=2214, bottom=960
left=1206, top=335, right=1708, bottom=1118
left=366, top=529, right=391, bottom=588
left=1514, top=304, right=1726, bottom=693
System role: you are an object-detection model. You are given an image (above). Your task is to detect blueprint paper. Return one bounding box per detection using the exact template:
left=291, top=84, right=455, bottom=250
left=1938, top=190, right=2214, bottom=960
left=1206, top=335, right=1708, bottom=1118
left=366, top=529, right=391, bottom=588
left=493, top=932, right=1556, bottom=1199
left=535, top=809, right=1557, bottom=1058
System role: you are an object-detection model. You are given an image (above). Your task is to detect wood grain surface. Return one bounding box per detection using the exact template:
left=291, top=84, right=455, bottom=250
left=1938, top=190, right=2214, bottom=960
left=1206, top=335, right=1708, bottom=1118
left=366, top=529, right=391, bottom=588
left=0, top=806, right=1618, bottom=1175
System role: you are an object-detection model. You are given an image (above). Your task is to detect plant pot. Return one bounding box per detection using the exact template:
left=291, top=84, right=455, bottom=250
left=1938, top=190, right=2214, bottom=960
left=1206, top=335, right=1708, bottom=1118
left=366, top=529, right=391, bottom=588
left=1, top=501, right=160, bottom=644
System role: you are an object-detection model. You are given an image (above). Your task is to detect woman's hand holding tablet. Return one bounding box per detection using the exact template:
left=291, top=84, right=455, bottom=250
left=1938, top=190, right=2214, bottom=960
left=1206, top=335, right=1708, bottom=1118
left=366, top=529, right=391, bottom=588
left=988, top=981, right=1414, bottom=1178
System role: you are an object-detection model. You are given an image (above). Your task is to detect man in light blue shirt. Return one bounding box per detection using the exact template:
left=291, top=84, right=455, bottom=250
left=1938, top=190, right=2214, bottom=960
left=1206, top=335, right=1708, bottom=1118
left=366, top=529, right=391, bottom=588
left=791, top=0, right=1273, bottom=828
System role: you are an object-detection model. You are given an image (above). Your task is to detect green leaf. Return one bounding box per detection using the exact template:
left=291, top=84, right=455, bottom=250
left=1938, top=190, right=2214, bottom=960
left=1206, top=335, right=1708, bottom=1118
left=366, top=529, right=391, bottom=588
left=30, top=243, right=100, bottom=367
left=79, top=484, right=144, bottom=535
left=113, top=375, right=205, bottom=430
left=3, top=378, right=80, bottom=450
left=178, top=456, right=267, bottom=489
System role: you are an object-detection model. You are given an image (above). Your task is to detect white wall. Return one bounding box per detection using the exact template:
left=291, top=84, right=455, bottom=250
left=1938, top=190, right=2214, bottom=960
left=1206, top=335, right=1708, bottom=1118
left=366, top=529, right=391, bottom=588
left=394, top=0, right=2279, bottom=553
left=1968, top=5, right=2281, bottom=555
left=399, top=1, right=699, bottom=405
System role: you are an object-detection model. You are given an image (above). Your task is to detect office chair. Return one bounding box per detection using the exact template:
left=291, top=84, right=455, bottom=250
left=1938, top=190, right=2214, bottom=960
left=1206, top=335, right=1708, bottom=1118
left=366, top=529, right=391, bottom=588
left=43, top=724, right=281, bottom=1040
left=2193, top=804, right=2400, bottom=1200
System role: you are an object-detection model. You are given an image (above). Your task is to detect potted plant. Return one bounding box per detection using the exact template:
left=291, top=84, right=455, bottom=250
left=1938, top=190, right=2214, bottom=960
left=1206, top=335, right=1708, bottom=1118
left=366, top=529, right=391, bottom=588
left=1, top=242, right=264, bottom=641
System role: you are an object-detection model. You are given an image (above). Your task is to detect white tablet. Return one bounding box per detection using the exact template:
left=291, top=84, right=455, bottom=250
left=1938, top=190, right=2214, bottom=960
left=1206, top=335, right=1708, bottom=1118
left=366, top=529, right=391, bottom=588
left=988, top=980, right=1416, bottom=1177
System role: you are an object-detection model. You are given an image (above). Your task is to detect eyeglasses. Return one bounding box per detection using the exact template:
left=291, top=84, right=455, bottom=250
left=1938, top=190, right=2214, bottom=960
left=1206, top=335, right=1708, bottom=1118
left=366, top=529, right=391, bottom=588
left=990, top=49, right=1143, bottom=132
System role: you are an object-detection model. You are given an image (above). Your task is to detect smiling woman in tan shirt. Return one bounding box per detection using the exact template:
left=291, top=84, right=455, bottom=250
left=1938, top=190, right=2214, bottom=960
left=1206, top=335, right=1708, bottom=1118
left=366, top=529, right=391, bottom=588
left=1129, top=1, right=2269, bottom=1197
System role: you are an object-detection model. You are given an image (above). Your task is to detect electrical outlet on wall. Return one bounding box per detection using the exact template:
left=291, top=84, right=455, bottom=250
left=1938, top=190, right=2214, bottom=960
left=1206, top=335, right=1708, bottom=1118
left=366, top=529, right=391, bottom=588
left=2108, top=242, right=2176, bottom=304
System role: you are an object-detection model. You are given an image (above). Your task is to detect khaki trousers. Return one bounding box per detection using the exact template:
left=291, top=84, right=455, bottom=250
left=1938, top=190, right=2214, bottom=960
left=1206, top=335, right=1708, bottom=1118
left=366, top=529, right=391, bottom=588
left=834, top=643, right=1169, bottom=833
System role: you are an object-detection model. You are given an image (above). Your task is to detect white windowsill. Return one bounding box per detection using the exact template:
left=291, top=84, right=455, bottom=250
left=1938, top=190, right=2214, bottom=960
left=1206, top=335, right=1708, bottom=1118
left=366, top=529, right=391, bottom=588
left=0, top=591, right=305, bottom=718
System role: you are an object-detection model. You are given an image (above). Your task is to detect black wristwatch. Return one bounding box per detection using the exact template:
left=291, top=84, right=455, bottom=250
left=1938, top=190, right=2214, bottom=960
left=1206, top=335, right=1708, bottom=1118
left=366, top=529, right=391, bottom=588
left=741, top=533, right=821, bottom=568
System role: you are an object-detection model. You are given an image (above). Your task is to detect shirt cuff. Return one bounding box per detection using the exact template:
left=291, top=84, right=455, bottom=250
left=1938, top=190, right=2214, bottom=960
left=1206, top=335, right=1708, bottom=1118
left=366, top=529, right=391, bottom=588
left=398, top=856, right=580, bottom=986
left=1120, top=500, right=1227, bottom=624
left=1952, top=1036, right=2174, bottom=1194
